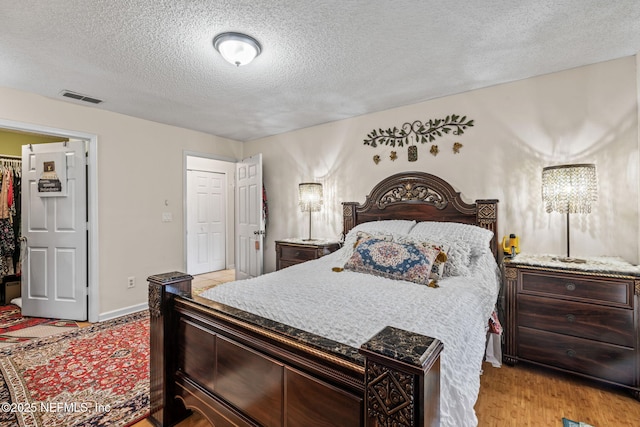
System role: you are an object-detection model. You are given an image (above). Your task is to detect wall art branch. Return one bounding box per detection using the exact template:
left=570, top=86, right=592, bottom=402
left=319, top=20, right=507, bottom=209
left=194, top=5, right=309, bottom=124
left=364, top=115, right=474, bottom=163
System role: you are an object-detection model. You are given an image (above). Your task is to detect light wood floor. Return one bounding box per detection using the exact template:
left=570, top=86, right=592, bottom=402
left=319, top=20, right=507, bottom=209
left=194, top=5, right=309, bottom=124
left=135, top=360, right=640, bottom=426
left=476, top=361, right=640, bottom=426
left=191, top=269, right=235, bottom=290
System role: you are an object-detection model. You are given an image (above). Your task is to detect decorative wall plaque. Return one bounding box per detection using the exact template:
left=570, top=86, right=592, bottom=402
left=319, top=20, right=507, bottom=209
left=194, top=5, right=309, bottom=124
left=407, top=145, right=417, bottom=162
left=364, top=115, right=474, bottom=162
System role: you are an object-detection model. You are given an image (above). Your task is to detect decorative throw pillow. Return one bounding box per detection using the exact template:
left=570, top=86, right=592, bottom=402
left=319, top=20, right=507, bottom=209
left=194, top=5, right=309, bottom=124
left=336, top=220, right=417, bottom=264
left=394, top=235, right=448, bottom=280
left=344, top=235, right=441, bottom=286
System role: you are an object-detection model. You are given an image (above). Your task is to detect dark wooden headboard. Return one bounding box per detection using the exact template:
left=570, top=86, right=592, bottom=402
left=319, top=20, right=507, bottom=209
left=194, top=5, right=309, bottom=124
left=342, top=171, right=499, bottom=259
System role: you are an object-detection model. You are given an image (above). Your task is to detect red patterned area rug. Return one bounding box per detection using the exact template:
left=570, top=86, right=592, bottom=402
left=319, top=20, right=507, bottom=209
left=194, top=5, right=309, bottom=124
left=0, top=304, right=53, bottom=335
left=0, top=310, right=149, bottom=427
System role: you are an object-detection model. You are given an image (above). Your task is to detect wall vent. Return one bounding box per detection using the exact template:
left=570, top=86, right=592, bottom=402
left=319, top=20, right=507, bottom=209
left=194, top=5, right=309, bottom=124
left=60, top=90, right=103, bottom=104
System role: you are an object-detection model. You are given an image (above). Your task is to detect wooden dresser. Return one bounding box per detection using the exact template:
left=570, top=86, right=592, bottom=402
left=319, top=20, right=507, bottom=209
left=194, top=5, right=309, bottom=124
left=275, top=239, right=341, bottom=271
left=503, top=255, right=640, bottom=399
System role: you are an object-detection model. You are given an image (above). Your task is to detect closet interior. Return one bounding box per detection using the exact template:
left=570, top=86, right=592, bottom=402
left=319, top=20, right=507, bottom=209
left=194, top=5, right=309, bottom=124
left=0, top=155, right=21, bottom=304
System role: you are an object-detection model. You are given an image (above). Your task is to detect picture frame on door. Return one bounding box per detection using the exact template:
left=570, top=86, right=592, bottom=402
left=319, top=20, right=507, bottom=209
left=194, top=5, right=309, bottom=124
left=35, top=151, right=67, bottom=197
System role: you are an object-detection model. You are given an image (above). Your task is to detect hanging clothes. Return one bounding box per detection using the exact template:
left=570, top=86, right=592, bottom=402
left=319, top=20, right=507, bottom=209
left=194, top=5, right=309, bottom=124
left=0, top=160, right=20, bottom=278
left=0, top=218, right=14, bottom=277
left=11, top=170, right=21, bottom=274
left=262, top=185, right=269, bottom=227
left=0, top=169, right=10, bottom=219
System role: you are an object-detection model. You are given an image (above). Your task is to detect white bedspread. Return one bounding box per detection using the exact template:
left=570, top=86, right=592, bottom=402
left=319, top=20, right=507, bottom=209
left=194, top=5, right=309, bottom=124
left=201, top=248, right=500, bottom=427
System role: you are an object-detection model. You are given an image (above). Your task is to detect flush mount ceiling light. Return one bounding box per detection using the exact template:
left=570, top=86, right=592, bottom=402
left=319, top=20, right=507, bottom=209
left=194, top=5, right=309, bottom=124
left=213, top=32, right=262, bottom=67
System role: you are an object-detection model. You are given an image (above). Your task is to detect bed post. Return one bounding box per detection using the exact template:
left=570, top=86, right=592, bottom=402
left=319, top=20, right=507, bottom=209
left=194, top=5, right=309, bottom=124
left=360, top=327, right=443, bottom=427
left=343, top=202, right=358, bottom=237
left=148, top=272, right=193, bottom=427
left=475, top=199, right=499, bottom=260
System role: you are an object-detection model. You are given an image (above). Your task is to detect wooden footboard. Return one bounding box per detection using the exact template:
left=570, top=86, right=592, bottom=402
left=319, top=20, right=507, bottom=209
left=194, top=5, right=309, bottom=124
left=148, top=272, right=443, bottom=427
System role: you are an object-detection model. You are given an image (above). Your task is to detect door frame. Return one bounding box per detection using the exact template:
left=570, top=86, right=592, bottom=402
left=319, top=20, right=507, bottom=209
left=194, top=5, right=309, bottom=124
left=183, top=151, right=237, bottom=273
left=0, top=118, right=99, bottom=322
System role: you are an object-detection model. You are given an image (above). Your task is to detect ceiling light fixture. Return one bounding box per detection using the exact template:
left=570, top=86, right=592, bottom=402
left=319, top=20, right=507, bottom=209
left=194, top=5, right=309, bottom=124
left=213, top=32, right=262, bottom=67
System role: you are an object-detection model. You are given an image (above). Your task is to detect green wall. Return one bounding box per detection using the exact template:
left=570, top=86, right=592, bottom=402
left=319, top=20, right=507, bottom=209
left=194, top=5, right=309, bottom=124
left=0, top=130, right=68, bottom=156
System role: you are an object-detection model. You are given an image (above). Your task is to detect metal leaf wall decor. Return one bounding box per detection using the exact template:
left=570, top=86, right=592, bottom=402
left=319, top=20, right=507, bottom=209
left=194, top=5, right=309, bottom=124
left=363, top=115, right=474, bottom=148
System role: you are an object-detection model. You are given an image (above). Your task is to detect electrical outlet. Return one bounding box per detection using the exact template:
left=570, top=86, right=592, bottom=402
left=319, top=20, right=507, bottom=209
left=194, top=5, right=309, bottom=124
left=127, top=276, right=135, bottom=289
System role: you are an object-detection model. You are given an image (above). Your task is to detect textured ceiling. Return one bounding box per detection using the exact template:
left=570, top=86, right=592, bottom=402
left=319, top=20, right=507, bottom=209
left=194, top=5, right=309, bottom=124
left=1, top=1, right=639, bottom=142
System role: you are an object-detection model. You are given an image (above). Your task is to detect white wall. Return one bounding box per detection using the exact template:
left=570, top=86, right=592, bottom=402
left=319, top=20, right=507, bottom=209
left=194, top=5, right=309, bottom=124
left=245, top=56, right=639, bottom=272
left=0, top=86, right=243, bottom=317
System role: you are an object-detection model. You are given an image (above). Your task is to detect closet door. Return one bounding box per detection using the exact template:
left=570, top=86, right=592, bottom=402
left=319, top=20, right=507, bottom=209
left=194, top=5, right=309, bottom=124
left=21, top=141, right=87, bottom=320
left=186, top=170, right=226, bottom=275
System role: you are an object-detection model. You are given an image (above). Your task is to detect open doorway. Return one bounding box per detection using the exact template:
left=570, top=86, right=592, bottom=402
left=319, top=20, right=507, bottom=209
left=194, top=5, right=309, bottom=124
left=0, top=119, right=99, bottom=322
left=184, top=153, right=236, bottom=278
left=184, top=152, right=265, bottom=283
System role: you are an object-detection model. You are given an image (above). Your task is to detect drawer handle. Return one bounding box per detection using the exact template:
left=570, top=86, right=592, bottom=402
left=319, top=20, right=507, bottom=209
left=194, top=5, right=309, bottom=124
left=566, top=349, right=577, bottom=358
left=565, top=282, right=576, bottom=291
left=566, top=314, right=576, bottom=323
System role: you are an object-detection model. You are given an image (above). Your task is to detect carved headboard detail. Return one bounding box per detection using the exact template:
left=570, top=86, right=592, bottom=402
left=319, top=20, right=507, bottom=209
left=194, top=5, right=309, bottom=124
left=342, top=171, right=499, bottom=259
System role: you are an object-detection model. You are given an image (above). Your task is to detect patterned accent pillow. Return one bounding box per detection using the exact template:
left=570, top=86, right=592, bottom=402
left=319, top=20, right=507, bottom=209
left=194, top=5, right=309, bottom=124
left=344, top=236, right=441, bottom=286
left=394, top=234, right=448, bottom=280
left=336, top=220, right=417, bottom=265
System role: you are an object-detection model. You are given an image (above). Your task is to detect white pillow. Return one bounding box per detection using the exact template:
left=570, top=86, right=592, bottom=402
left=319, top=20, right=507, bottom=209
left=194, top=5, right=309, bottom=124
left=409, top=221, right=494, bottom=256
left=336, top=220, right=416, bottom=264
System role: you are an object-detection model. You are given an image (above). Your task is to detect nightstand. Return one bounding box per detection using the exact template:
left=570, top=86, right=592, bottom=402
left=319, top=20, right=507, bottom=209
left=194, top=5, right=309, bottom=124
left=275, top=239, right=341, bottom=271
left=503, top=254, right=640, bottom=399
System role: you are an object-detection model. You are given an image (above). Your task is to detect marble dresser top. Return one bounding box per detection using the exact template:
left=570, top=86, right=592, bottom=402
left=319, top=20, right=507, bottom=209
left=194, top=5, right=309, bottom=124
left=277, top=237, right=341, bottom=246
left=505, top=253, right=640, bottom=277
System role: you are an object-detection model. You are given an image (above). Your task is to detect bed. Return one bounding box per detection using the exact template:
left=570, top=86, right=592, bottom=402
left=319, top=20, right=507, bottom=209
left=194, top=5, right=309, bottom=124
left=148, top=171, right=499, bottom=427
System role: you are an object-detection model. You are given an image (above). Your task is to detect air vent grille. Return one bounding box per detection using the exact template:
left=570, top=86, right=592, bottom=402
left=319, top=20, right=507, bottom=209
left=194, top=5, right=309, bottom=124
left=61, top=90, right=103, bottom=104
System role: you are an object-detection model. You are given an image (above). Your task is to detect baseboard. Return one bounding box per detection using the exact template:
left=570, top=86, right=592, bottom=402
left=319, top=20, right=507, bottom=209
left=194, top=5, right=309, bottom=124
left=98, top=303, right=148, bottom=322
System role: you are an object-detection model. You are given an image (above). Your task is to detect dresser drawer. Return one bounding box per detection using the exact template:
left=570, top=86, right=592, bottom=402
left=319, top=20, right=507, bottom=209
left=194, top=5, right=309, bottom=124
left=518, top=327, right=636, bottom=386
left=276, top=241, right=341, bottom=271
left=279, top=245, right=318, bottom=262
left=278, top=259, right=302, bottom=269
left=517, top=294, right=634, bottom=347
left=519, top=271, right=632, bottom=307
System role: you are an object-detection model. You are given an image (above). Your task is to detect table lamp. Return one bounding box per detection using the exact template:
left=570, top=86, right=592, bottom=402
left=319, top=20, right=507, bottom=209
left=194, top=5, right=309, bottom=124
left=298, top=182, right=323, bottom=241
left=541, top=163, right=597, bottom=262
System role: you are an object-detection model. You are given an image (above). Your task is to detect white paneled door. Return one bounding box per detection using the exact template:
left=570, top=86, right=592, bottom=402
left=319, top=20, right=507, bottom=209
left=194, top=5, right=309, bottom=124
left=21, top=141, right=87, bottom=320
left=235, top=154, right=263, bottom=280
left=186, top=170, right=226, bottom=275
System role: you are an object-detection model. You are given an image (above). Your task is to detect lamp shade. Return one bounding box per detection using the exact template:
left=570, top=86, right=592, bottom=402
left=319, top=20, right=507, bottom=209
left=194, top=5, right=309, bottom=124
left=213, top=32, right=261, bottom=66
left=541, top=163, right=597, bottom=214
left=298, top=183, right=323, bottom=212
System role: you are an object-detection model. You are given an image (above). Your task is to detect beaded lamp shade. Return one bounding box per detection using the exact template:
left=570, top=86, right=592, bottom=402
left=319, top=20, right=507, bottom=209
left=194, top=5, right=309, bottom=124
left=541, top=163, right=597, bottom=260
left=298, top=183, right=323, bottom=212
left=542, top=163, right=597, bottom=214
left=299, top=183, right=323, bottom=240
